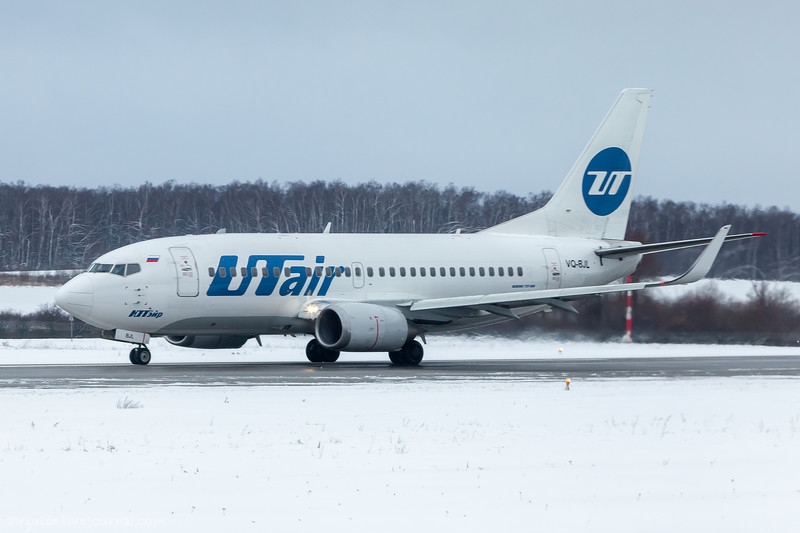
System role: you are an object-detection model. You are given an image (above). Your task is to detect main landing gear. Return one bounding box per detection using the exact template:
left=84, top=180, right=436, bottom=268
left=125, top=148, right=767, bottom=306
left=129, top=345, right=151, bottom=365
left=389, top=340, right=424, bottom=366
left=305, top=339, right=340, bottom=363
left=304, top=339, right=424, bottom=366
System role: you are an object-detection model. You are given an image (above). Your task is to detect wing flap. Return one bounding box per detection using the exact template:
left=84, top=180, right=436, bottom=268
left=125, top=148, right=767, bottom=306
left=409, top=282, right=648, bottom=313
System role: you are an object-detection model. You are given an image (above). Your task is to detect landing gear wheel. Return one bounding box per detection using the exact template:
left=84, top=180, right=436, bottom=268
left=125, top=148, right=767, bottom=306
left=138, top=347, right=151, bottom=365
left=305, top=339, right=340, bottom=363
left=129, top=346, right=151, bottom=365
left=389, top=340, right=424, bottom=366
left=388, top=350, right=404, bottom=365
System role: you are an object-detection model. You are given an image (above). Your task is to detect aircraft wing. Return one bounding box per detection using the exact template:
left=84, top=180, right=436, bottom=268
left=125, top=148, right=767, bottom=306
left=407, top=225, right=738, bottom=317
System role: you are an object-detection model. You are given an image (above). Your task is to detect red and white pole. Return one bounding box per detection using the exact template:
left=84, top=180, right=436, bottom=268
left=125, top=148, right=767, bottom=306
left=623, top=274, right=633, bottom=343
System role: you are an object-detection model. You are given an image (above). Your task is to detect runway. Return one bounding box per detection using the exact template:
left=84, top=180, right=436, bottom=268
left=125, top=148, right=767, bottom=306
left=2, top=355, right=800, bottom=389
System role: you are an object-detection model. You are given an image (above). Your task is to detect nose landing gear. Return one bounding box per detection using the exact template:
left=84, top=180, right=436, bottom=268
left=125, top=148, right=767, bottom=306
left=129, top=345, right=151, bottom=365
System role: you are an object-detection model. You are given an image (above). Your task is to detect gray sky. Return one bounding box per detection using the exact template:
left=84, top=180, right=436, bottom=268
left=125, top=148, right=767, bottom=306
left=2, top=1, right=798, bottom=211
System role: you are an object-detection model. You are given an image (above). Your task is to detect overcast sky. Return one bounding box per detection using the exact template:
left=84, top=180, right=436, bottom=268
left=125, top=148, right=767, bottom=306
left=2, top=1, right=798, bottom=211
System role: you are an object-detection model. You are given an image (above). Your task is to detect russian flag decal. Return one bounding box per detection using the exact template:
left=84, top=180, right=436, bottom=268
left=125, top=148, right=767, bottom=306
left=146, top=256, right=159, bottom=263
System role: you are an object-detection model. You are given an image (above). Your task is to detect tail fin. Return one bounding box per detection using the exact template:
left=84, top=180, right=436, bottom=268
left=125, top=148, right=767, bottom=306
left=482, top=88, right=653, bottom=240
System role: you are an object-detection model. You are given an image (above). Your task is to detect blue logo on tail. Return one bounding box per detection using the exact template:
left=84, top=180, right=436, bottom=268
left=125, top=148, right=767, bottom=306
left=582, top=147, right=632, bottom=216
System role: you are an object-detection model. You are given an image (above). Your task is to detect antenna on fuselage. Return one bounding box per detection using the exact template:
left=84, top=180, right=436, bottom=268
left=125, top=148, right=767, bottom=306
left=323, top=222, right=332, bottom=234
left=216, top=228, right=227, bottom=234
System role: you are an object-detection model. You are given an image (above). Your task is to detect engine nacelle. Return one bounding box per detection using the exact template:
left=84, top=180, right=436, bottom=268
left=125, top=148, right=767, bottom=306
left=315, top=303, right=410, bottom=352
left=164, top=335, right=249, bottom=349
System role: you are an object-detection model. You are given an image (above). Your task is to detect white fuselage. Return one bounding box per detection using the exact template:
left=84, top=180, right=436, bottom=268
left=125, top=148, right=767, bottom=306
left=58, top=231, right=640, bottom=337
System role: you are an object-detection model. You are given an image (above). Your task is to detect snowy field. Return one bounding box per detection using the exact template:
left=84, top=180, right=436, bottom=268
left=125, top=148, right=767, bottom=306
left=1, top=280, right=799, bottom=531
left=1, top=337, right=799, bottom=532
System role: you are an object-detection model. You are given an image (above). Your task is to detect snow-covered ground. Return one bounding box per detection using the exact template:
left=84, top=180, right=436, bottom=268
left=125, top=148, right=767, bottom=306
left=1, top=281, right=799, bottom=531
left=2, top=335, right=800, bottom=366
left=1, top=338, right=799, bottom=532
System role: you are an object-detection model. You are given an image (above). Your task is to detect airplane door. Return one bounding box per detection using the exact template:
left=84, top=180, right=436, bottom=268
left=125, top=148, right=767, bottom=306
left=352, top=262, right=365, bottom=289
left=543, top=248, right=562, bottom=289
left=170, top=247, right=199, bottom=297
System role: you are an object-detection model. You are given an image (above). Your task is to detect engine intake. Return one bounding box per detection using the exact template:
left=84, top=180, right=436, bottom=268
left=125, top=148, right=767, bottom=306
left=315, top=303, right=410, bottom=351
left=165, top=335, right=249, bottom=349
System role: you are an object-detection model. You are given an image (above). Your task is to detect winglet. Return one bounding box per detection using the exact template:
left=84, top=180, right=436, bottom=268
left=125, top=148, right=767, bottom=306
left=647, top=225, right=730, bottom=287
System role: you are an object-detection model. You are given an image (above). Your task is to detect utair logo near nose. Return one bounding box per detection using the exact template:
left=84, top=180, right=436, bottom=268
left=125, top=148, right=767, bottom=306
left=582, top=147, right=632, bottom=216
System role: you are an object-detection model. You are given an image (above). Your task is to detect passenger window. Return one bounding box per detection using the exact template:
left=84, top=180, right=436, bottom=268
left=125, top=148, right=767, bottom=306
left=208, top=267, right=215, bottom=277
left=273, top=267, right=280, bottom=277
left=126, top=264, right=141, bottom=276
left=419, top=267, right=426, bottom=277
left=379, top=267, right=386, bottom=277
left=315, top=266, right=323, bottom=277
left=489, top=267, right=495, bottom=276
left=430, top=267, right=436, bottom=277
left=507, top=267, right=514, bottom=277
left=399, top=267, right=406, bottom=277
left=517, top=267, right=523, bottom=276
left=459, top=267, right=466, bottom=277
left=326, top=267, right=334, bottom=277
left=284, top=267, right=291, bottom=277
left=230, top=267, right=237, bottom=277
left=498, top=267, right=504, bottom=277
left=479, top=267, right=485, bottom=276
left=469, top=267, right=475, bottom=277
left=251, top=267, right=259, bottom=277
left=218, top=267, right=227, bottom=278
left=440, top=267, right=446, bottom=277
left=389, top=267, right=396, bottom=277
left=367, top=267, right=374, bottom=277
left=354, top=267, right=362, bottom=277
left=305, top=267, right=312, bottom=276
left=410, top=267, right=416, bottom=277
left=345, top=267, right=352, bottom=277
left=449, top=267, right=456, bottom=277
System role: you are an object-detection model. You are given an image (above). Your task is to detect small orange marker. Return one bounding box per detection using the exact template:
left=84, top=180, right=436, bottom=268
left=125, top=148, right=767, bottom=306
left=565, top=378, right=571, bottom=390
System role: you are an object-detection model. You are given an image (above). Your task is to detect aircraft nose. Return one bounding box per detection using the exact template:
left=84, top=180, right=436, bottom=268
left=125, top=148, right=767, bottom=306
left=55, top=275, right=94, bottom=319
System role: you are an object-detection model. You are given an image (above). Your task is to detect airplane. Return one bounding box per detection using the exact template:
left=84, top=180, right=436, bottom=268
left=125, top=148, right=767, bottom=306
left=55, top=88, right=765, bottom=366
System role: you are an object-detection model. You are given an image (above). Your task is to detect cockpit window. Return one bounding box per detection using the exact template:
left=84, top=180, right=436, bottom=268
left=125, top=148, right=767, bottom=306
left=89, top=263, right=113, bottom=273
left=88, top=263, right=141, bottom=276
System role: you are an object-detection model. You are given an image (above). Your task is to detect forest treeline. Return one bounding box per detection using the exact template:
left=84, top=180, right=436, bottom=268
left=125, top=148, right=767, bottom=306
left=0, top=180, right=794, bottom=279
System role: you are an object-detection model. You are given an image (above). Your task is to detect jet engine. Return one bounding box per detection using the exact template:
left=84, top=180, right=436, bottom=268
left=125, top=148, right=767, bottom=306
left=165, top=335, right=250, bottom=349
left=315, top=303, right=410, bottom=351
